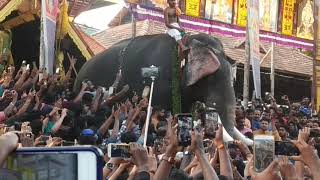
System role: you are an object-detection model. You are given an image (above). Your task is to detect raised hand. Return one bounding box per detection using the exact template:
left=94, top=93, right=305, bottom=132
left=279, top=156, right=297, bottom=179
left=214, top=124, right=223, bottom=147
left=129, top=143, right=149, bottom=172
left=190, top=129, right=205, bottom=154
left=114, top=108, right=121, bottom=120
left=61, top=108, right=68, bottom=117
left=248, top=158, right=281, bottom=180
left=298, top=127, right=310, bottom=142
left=131, top=92, right=139, bottom=104
left=164, top=118, right=178, bottom=157
left=11, top=90, right=18, bottom=102
left=81, top=82, right=88, bottom=91
left=147, top=147, right=157, bottom=173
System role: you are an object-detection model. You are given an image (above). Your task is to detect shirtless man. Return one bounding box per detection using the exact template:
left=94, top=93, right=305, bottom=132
left=164, top=0, right=188, bottom=51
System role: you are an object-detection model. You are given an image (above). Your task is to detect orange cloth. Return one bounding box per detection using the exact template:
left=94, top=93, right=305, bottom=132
left=176, top=7, right=182, bottom=16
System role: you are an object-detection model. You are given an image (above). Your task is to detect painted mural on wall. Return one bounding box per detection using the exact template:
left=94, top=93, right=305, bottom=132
left=204, top=0, right=233, bottom=23
left=259, top=0, right=278, bottom=32
left=297, top=0, right=314, bottom=40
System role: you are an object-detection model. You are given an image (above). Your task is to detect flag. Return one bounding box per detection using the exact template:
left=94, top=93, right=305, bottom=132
left=55, top=0, right=69, bottom=75
left=247, top=0, right=261, bottom=98
left=56, top=0, right=69, bottom=40
left=40, top=0, right=59, bottom=75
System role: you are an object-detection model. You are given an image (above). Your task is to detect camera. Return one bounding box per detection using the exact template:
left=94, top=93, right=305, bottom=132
left=141, top=65, right=159, bottom=78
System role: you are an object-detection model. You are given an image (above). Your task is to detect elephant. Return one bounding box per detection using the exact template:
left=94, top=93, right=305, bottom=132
left=74, top=33, right=252, bottom=145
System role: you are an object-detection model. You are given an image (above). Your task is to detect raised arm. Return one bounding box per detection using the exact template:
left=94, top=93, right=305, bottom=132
left=91, top=87, right=103, bottom=114
left=20, top=66, right=39, bottom=91
left=98, top=110, right=115, bottom=136
left=153, top=118, right=177, bottom=180
left=110, top=109, right=120, bottom=138
left=51, top=108, right=68, bottom=133
left=214, top=124, right=233, bottom=180
left=13, top=70, right=29, bottom=91
left=3, top=90, right=18, bottom=117
left=16, top=91, right=34, bottom=116
left=73, top=82, right=88, bottom=104
left=291, top=128, right=320, bottom=179
left=191, top=129, right=219, bottom=180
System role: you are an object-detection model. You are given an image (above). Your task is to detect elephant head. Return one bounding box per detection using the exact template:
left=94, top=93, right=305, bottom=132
left=185, top=39, right=221, bottom=86
left=183, top=33, right=253, bottom=145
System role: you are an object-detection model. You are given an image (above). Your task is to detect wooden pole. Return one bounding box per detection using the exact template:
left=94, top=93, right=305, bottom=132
left=270, top=42, right=275, bottom=96
left=131, top=5, right=136, bottom=38
left=243, top=34, right=250, bottom=108
left=313, top=1, right=320, bottom=112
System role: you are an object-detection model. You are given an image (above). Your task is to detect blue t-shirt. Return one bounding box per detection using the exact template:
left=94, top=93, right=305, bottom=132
left=251, top=119, right=260, bottom=130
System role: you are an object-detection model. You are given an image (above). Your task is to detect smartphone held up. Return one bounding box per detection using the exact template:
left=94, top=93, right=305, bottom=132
left=107, top=143, right=131, bottom=159
left=176, top=113, right=193, bottom=147
left=254, top=135, right=274, bottom=173
left=204, top=106, right=219, bottom=138
left=3, top=146, right=104, bottom=180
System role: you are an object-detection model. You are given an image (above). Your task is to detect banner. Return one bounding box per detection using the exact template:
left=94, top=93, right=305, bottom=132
left=205, top=0, right=233, bottom=23
left=259, top=0, right=279, bottom=32
left=186, top=0, right=201, bottom=17
left=281, top=0, right=295, bottom=36
left=40, top=0, right=59, bottom=75
left=247, top=0, right=261, bottom=98
left=237, top=0, right=247, bottom=27
left=297, top=0, right=314, bottom=40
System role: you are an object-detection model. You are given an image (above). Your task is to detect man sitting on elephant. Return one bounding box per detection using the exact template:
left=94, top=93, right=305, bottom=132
left=164, top=0, right=188, bottom=52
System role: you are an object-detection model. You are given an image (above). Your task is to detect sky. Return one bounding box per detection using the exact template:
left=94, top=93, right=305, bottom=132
left=74, top=0, right=126, bottom=31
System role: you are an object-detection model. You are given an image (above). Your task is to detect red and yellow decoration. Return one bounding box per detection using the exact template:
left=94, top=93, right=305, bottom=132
left=281, top=0, right=295, bottom=36
left=186, top=0, right=201, bottom=17
left=236, top=0, right=247, bottom=27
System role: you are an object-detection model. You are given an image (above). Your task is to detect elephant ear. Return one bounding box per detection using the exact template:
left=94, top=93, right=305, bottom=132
left=185, top=39, right=221, bottom=86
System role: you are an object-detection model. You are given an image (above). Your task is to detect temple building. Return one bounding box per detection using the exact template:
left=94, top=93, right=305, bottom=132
left=0, top=0, right=104, bottom=70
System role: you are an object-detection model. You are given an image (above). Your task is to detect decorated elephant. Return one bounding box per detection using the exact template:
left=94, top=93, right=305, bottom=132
left=74, top=33, right=252, bottom=145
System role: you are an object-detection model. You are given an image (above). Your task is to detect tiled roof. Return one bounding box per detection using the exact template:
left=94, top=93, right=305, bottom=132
left=93, top=20, right=313, bottom=76
left=93, top=20, right=164, bottom=48
left=68, top=0, right=94, bottom=17
left=75, top=25, right=106, bottom=55
left=0, top=0, right=9, bottom=9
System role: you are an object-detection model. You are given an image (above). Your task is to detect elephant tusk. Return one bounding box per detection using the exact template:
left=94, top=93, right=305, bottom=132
left=233, top=127, right=254, bottom=146
left=218, top=115, right=253, bottom=146
left=218, top=116, right=234, bottom=142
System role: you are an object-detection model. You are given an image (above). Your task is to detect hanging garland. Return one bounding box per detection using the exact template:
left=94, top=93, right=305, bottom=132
left=171, top=45, right=181, bottom=114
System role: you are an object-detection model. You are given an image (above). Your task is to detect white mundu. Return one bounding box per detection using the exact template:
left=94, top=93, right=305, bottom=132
left=166, top=23, right=182, bottom=41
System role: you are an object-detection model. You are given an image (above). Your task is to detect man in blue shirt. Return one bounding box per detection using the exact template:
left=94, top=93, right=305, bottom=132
left=251, top=109, right=261, bottom=131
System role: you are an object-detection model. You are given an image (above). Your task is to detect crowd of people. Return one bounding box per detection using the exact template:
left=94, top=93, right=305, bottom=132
left=0, top=61, right=319, bottom=180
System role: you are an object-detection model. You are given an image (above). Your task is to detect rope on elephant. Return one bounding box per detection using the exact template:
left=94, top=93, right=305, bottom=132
left=172, top=45, right=181, bottom=114
left=118, top=38, right=135, bottom=71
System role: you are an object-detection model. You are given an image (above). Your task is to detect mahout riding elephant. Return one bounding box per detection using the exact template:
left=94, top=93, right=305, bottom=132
left=75, top=33, right=252, bottom=145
